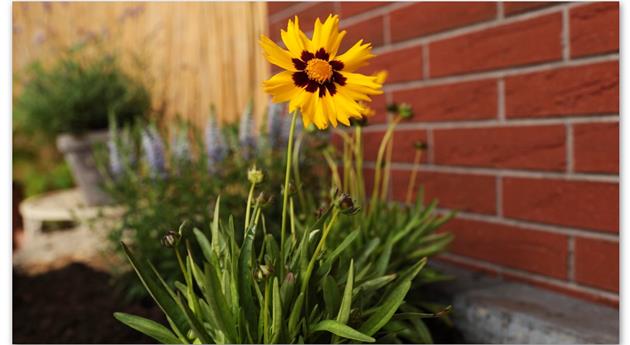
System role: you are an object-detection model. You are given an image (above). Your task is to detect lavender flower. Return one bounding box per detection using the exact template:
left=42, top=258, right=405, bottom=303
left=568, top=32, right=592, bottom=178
left=205, top=108, right=227, bottom=172
left=141, top=124, right=166, bottom=178
left=170, top=124, right=191, bottom=164
left=239, top=100, right=257, bottom=161
left=267, top=101, right=285, bottom=149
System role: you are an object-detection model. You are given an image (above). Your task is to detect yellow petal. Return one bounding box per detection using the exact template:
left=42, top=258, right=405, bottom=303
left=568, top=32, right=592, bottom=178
left=263, top=71, right=302, bottom=103
left=341, top=71, right=384, bottom=96
left=281, top=16, right=309, bottom=58
left=260, top=35, right=296, bottom=71
left=335, top=40, right=375, bottom=72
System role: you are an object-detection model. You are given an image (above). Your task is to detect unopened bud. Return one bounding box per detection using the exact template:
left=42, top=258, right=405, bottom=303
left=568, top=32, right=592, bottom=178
left=398, top=103, right=414, bottom=119
left=248, top=166, right=264, bottom=184
left=413, top=141, right=428, bottom=150
left=161, top=230, right=181, bottom=248
left=337, top=193, right=361, bottom=215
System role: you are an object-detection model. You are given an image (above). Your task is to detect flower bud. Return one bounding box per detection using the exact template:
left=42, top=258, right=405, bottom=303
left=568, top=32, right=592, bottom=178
left=350, top=116, right=368, bottom=127
left=248, top=166, right=264, bottom=184
left=161, top=230, right=181, bottom=248
left=337, top=193, right=361, bottom=215
left=413, top=141, right=428, bottom=151
left=398, top=103, right=414, bottom=119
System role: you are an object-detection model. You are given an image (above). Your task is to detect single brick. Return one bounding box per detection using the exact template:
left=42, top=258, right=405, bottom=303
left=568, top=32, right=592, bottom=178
left=574, top=122, right=619, bottom=174
left=570, top=3, right=619, bottom=58
left=391, top=169, right=497, bottom=214
left=505, top=61, right=619, bottom=118
left=504, top=2, right=558, bottom=16
left=444, top=218, right=569, bottom=279
left=430, top=13, right=563, bottom=77
left=392, top=79, right=497, bottom=121
left=363, top=46, right=423, bottom=83
left=433, top=125, right=566, bottom=171
left=575, top=237, right=619, bottom=292
left=390, top=2, right=496, bottom=43
left=340, top=1, right=389, bottom=17
left=362, top=129, right=429, bottom=163
left=503, top=177, right=619, bottom=233
left=340, top=15, right=385, bottom=52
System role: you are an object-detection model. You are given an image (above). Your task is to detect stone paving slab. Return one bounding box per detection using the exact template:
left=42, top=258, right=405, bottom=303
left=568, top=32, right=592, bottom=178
left=427, top=261, right=619, bottom=344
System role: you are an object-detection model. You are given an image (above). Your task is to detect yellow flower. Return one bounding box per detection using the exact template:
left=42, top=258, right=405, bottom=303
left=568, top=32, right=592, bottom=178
left=260, top=15, right=383, bottom=129
left=359, top=70, right=388, bottom=118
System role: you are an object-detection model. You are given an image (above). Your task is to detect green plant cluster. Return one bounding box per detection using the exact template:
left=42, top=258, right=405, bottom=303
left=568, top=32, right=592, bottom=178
left=115, top=106, right=455, bottom=343
left=13, top=42, right=151, bottom=197
left=14, top=50, right=150, bottom=138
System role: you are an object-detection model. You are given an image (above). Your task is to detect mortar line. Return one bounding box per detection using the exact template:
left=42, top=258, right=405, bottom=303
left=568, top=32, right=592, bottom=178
left=358, top=114, right=620, bottom=132
left=562, top=6, right=571, bottom=61
left=383, top=13, right=391, bottom=46
left=497, top=2, right=505, bottom=20
left=363, top=161, right=620, bottom=183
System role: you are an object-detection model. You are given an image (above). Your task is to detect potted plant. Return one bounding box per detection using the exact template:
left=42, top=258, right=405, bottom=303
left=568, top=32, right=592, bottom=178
left=14, top=49, right=151, bottom=205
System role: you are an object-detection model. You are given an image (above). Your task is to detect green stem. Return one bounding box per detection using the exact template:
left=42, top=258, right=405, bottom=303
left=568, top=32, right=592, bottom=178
left=301, top=208, right=340, bottom=295
left=280, top=111, right=298, bottom=278
left=370, top=117, right=401, bottom=214
left=244, top=182, right=256, bottom=232
left=292, top=133, right=307, bottom=211
left=174, top=247, right=189, bottom=286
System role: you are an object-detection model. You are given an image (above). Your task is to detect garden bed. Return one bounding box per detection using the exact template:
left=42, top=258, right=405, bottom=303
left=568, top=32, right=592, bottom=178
left=13, top=263, right=164, bottom=344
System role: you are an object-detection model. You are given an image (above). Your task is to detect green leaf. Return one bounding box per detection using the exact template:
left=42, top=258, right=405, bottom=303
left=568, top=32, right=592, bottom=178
left=322, top=275, right=341, bottom=318
left=193, top=228, right=213, bottom=263
left=336, top=260, right=354, bottom=325
left=358, top=259, right=427, bottom=336
left=238, top=222, right=258, bottom=338
left=202, top=257, right=238, bottom=342
left=121, top=243, right=189, bottom=338
left=175, top=293, right=213, bottom=344
left=211, top=196, right=221, bottom=256
left=318, top=229, right=359, bottom=276
left=352, top=274, right=397, bottom=297
left=288, top=292, right=304, bottom=339
left=310, top=320, right=375, bottom=343
left=271, top=277, right=283, bottom=343
left=114, top=312, right=182, bottom=344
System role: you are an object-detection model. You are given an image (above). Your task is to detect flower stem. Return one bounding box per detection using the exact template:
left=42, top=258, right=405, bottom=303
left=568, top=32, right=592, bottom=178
left=280, top=110, right=298, bottom=278
left=301, top=208, right=340, bottom=295
left=244, top=182, right=256, bottom=231
left=405, top=149, right=424, bottom=204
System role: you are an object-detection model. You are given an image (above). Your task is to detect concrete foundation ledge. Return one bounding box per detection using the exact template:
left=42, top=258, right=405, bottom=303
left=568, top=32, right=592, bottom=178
left=424, top=262, right=619, bottom=344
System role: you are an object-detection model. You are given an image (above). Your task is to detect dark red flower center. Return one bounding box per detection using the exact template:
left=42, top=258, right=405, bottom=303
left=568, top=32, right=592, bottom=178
left=292, top=48, right=346, bottom=97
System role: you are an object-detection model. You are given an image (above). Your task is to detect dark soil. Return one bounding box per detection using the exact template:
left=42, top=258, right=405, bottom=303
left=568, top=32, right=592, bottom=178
left=13, top=263, right=165, bottom=344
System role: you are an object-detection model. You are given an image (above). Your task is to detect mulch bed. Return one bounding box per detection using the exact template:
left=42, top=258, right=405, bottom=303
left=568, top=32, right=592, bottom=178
left=13, top=263, right=165, bottom=344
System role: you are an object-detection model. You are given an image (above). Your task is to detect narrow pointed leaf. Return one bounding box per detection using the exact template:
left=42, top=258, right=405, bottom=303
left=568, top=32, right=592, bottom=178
left=114, top=312, right=182, bottom=344
left=310, top=320, right=375, bottom=343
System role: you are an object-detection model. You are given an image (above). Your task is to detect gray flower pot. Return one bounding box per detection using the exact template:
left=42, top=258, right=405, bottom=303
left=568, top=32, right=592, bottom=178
left=56, top=130, right=111, bottom=206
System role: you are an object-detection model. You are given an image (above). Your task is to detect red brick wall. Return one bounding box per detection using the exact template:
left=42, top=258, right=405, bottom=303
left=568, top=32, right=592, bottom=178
left=267, top=2, right=619, bottom=306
